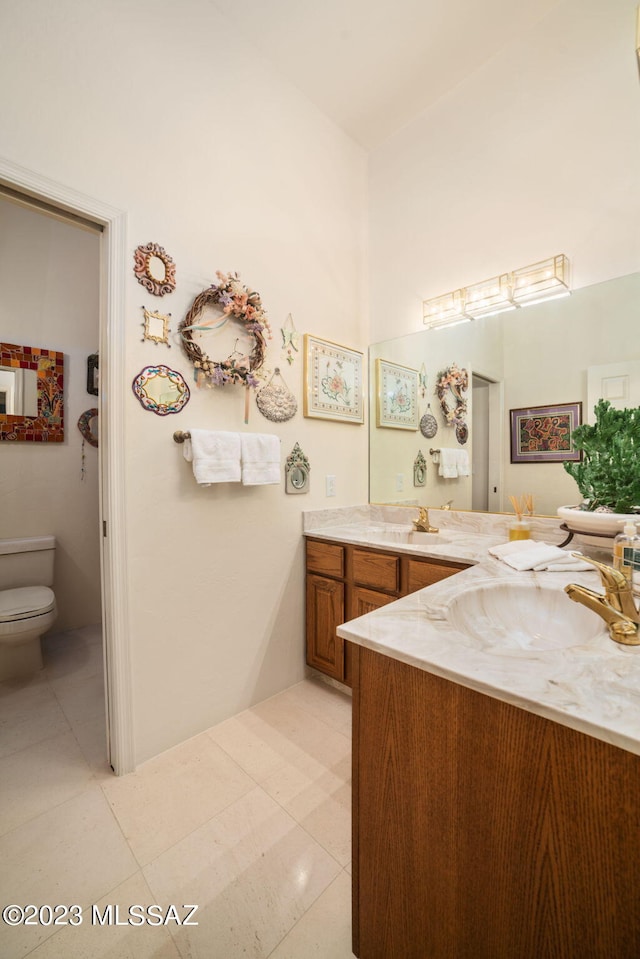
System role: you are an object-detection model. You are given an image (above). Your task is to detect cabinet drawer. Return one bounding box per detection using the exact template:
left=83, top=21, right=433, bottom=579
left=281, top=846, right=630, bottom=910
left=307, top=540, right=344, bottom=578
left=405, top=558, right=464, bottom=593
left=352, top=549, right=399, bottom=593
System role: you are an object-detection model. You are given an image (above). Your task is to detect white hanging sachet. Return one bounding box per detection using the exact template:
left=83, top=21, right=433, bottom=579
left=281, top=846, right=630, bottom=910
left=256, top=367, right=297, bottom=422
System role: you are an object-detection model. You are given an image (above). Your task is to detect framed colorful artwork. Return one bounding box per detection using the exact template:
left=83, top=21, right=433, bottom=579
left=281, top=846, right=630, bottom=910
left=303, top=335, right=364, bottom=424
left=376, top=359, right=419, bottom=430
left=510, top=402, right=582, bottom=463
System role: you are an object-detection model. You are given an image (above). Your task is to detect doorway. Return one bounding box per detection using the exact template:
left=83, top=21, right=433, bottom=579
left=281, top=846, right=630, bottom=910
left=0, top=158, right=133, bottom=774
left=471, top=373, right=503, bottom=513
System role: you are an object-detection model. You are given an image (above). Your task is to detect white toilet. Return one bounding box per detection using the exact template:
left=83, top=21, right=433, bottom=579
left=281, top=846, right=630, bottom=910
left=0, top=536, right=57, bottom=682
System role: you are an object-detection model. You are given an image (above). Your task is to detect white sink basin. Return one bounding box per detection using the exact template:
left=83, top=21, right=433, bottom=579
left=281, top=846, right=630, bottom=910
left=364, top=526, right=452, bottom=546
left=446, top=582, right=608, bottom=651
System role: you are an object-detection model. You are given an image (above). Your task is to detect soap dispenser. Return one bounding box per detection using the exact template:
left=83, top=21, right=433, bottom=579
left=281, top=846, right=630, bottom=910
left=613, top=520, right=640, bottom=587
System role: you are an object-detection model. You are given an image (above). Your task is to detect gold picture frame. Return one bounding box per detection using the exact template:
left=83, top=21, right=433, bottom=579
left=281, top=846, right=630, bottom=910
left=376, top=359, right=419, bottom=430
left=303, top=334, right=364, bottom=424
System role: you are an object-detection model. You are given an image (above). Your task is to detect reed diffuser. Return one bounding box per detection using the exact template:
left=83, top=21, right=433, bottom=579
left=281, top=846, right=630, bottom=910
left=509, top=494, right=533, bottom=541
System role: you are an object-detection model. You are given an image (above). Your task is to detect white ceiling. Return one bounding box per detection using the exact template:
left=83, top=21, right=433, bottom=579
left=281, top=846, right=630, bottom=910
left=212, top=0, right=560, bottom=149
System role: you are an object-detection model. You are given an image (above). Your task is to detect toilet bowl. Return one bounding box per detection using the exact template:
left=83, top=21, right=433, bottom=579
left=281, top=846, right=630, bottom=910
left=0, top=536, right=57, bottom=681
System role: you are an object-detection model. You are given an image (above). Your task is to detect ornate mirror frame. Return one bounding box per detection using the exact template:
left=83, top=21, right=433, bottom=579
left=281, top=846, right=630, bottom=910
left=131, top=364, right=190, bottom=416
left=141, top=307, right=172, bottom=346
left=285, top=442, right=310, bottom=494
left=133, top=242, right=177, bottom=297
left=77, top=407, right=99, bottom=447
left=0, top=341, right=64, bottom=442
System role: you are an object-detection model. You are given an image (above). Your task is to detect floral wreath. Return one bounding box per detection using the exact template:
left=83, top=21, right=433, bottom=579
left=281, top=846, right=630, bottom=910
left=178, top=271, right=271, bottom=387
left=435, top=363, right=469, bottom=425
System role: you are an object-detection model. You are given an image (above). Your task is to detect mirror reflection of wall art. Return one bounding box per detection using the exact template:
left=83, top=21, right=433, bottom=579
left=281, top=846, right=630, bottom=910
left=141, top=307, right=172, bottom=347
left=303, top=334, right=364, bottom=424
left=285, top=442, right=310, bottom=494
left=133, top=242, right=177, bottom=297
left=376, top=359, right=419, bottom=430
left=414, top=450, right=427, bottom=487
left=132, top=364, right=190, bottom=416
left=0, top=342, right=64, bottom=442
left=510, top=402, right=582, bottom=464
left=435, top=363, right=469, bottom=427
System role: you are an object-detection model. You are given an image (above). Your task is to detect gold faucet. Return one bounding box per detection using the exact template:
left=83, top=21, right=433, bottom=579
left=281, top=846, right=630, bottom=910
left=440, top=500, right=453, bottom=510
left=564, top=554, right=640, bottom=645
left=413, top=507, right=439, bottom=533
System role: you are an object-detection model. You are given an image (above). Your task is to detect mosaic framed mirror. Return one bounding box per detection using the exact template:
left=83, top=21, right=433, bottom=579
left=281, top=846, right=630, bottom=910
left=0, top=342, right=64, bottom=442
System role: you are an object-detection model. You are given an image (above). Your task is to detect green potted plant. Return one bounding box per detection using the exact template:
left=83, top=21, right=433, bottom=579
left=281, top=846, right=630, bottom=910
left=558, top=399, right=640, bottom=544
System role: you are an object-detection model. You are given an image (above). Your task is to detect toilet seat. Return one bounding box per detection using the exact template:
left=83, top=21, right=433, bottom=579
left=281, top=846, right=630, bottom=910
left=0, top=586, right=56, bottom=623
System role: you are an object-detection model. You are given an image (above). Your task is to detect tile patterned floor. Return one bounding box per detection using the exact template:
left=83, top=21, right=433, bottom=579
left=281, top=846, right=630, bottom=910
left=0, top=626, right=355, bottom=958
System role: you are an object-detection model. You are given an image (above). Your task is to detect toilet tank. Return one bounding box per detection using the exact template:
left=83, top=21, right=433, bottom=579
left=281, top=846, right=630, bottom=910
left=0, top=537, right=56, bottom=589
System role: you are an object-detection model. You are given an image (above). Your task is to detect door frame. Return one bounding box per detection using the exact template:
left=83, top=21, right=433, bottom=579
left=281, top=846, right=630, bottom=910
left=0, top=157, right=135, bottom=774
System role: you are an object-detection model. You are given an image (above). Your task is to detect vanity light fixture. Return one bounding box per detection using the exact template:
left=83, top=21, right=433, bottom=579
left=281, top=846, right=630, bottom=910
left=423, top=254, right=570, bottom=329
left=511, top=254, right=570, bottom=307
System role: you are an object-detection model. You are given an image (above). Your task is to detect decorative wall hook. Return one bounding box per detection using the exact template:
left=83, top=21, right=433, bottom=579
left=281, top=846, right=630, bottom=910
left=414, top=450, right=427, bottom=487
left=285, top=442, right=310, bottom=494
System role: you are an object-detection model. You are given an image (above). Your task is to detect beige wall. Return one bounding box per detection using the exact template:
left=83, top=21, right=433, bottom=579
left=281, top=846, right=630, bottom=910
left=0, top=0, right=368, bottom=763
left=0, top=199, right=102, bottom=630
left=501, top=272, right=640, bottom=515
left=368, top=0, right=640, bottom=344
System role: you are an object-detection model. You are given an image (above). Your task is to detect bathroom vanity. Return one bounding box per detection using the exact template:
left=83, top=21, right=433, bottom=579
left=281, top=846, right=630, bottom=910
left=349, top=644, right=640, bottom=958
left=305, top=510, right=640, bottom=959
left=305, top=535, right=468, bottom=684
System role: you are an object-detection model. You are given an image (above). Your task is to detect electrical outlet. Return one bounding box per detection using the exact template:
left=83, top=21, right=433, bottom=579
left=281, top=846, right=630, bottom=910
left=326, top=474, right=336, bottom=497
left=396, top=473, right=404, bottom=492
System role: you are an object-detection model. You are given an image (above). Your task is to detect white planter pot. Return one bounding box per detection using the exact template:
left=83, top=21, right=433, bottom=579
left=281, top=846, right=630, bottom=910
left=557, top=506, right=639, bottom=548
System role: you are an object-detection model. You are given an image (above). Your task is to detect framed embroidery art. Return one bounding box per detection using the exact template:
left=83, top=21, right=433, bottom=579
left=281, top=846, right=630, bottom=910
left=376, top=359, right=419, bottom=430
left=303, top=335, right=364, bottom=424
left=510, top=401, right=582, bottom=463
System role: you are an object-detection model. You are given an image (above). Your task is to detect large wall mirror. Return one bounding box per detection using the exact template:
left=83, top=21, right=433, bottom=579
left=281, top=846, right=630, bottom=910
left=369, top=271, right=640, bottom=516
left=0, top=342, right=64, bottom=441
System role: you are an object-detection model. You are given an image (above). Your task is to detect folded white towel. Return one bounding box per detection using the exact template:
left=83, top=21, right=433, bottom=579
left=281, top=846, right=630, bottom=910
left=502, top=543, right=593, bottom=572
left=240, top=432, right=280, bottom=486
left=438, top=449, right=458, bottom=479
left=456, top=449, right=470, bottom=476
left=183, top=429, right=241, bottom=485
left=537, top=560, right=594, bottom=571
left=488, top=540, right=540, bottom=559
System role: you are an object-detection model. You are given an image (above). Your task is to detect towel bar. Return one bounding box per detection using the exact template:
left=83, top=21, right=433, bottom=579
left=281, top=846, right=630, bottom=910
left=173, top=431, right=191, bottom=443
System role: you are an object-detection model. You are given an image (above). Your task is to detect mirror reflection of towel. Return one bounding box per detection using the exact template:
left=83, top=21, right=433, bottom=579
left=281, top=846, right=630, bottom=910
left=456, top=449, right=470, bottom=476
left=439, top=448, right=470, bottom=478
left=438, top=449, right=458, bottom=478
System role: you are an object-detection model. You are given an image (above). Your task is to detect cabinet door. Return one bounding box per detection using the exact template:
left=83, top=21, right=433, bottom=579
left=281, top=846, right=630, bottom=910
left=348, top=585, right=398, bottom=621
left=306, top=573, right=345, bottom=680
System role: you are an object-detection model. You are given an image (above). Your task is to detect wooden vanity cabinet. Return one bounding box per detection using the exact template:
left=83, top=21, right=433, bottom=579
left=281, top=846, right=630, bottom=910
left=351, top=644, right=640, bottom=959
left=305, top=537, right=467, bottom=686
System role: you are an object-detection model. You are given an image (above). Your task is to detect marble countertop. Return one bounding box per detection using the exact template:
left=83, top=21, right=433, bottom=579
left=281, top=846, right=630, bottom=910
left=304, top=510, right=640, bottom=757
left=304, top=521, right=501, bottom=566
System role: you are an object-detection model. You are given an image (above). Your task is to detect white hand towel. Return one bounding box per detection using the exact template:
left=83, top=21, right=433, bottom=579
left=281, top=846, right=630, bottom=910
left=183, top=429, right=241, bottom=485
left=503, top=544, right=586, bottom=571
left=489, top=540, right=593, bottom=571
left=537, top=560, right=594, bottom=571
left=438, top=449, right=458, bottom=478
left=241, top=432, right=281, bottom=486
left=488, top=539, right=540, bottom=560
left=456, top=449, right=470, bottom=476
